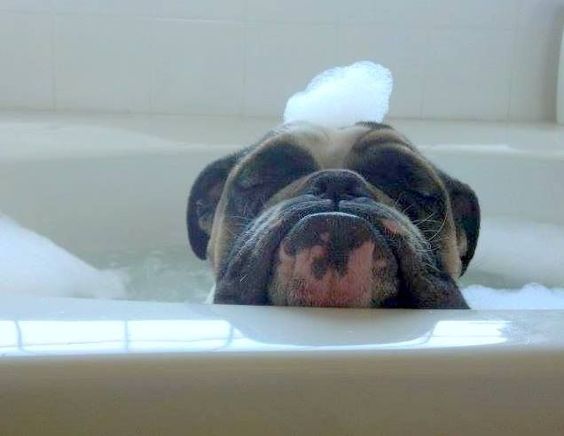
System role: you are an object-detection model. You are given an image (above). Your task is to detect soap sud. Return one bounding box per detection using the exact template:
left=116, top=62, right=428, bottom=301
left=463, top=284, right=564, bottom=310
left=0, top=215, right=127, bottom=299
left=284, top=61, right=393, bottom=128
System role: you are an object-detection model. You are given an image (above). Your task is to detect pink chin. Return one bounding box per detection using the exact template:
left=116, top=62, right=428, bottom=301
left=275, top=239, right=376, bottom=308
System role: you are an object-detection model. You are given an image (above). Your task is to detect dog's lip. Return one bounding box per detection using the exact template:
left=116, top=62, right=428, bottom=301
left=292, top=211, right=372, bottom=231
left=279, top=211, right=379, bottom=251
left=273, top=203, right=397, bottom=257
left=215, top=197, right=409, bottom=305
left=271, top=209, right=401, bottom=307
left=273, top=201, right=405, bottom=255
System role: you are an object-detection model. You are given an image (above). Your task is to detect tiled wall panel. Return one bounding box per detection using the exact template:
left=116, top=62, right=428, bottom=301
left=0, top=0, right=562, bottom=121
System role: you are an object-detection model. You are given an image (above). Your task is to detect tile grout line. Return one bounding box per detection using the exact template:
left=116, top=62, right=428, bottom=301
left=506, top=0, right=524, bottom=121
left=148, top=19, right=156, bottom=115
left=240, top=0, right=250, bottom=117
left=49, top=0, right=57, bottom=112
left=418, top=27, right=431, bottom=119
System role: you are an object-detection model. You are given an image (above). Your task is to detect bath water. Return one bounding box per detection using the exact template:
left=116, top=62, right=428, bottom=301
left=3, top=214, right=564, bottom=308
left=90, top=245, right=564, bottom=309
left=91, top=246, right=213, bottom=303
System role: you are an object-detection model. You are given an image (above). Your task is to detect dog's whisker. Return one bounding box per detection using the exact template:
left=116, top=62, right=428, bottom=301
left=392, top=192, right=405, bottom=209
left=398, top=201, right=416, bottom=217
left=412, top=211, right=438, bottom=226
left=413, top=218, right=443, bottom=226
left=229, top=216, right=253, bottom=224
left=427, top=213, right=448, bottom=243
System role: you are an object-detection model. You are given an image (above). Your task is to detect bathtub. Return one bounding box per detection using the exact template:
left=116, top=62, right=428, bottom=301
left=1, top=112, right=564, bottom=435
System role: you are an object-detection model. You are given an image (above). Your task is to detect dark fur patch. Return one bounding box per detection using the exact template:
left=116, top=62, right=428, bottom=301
left=227, top=142, right=318, bottom=219
left=187, top=153, right=240, bottom=259
left=436, top=169, right=481, bottom=273
left=355, top=121, right=393, bottom=130
left=235, top=142, right=317, bottom=190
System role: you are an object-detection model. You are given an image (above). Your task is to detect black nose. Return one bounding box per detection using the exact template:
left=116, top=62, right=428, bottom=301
left=309, top=170, right=367, bottom=202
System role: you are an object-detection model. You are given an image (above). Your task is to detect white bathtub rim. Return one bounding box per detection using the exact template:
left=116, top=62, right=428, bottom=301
left=1, top=294, right=563, bottom=358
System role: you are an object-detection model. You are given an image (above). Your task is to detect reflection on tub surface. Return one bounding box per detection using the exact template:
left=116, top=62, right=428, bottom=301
left=0, top=314, right=526, bottom=357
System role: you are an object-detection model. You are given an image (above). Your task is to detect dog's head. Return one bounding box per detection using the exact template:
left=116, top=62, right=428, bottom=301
left=187, top=122, right=479, bottom=308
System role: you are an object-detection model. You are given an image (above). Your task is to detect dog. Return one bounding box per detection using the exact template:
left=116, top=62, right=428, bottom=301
left=187, top=122, right=480, bottom=308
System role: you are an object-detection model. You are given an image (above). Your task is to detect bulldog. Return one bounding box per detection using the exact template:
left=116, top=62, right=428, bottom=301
left=187, top=122, right=480, bottom=308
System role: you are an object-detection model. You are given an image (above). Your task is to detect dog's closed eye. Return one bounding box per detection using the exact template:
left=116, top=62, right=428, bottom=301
left=235, top=143, right=318, bottom=192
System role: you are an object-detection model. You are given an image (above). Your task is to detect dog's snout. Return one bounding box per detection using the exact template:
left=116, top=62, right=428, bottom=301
left=309, top=170, right=367, bottom=202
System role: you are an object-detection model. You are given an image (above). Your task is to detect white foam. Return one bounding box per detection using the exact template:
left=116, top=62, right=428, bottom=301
left=463, top=284, right=564, bottom=310
left=0, top=215, right=127, bottom=299
left=283, top=61, right=393, bottom=128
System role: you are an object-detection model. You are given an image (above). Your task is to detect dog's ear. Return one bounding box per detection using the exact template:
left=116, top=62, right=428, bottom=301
left=438, top=171, right=480, bottom=275
left=187, top=153, right=239, bottom=259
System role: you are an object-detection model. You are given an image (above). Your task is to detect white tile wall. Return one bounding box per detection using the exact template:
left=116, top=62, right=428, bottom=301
left=509, top=27, right=561, bottom=121
left=53, top=16, right=153, bottom=112
left=244, top=23, right=337, bottom=116
left=517, top=0, right=564, bottom=28
left=422, top=29, right=514, bottom=120
left=0, top=0, right=562, bottom=122
left=157, top=0, right=245, bottom=21
left=427, top=0, right=519, bottom=29
left=52, top=0, right=156, bottom=17
left=510, top=0, right=564, bottom=121
left=247, top=0, right=338, bottom=23
left=0, top=13, right=53, bottom=109
left=337, top=0, right=430, bottom=26
left=152, top=20, right=245, bottom=115
left=337, top=26, right=428, bottom=118
left=0, top=0, right=50, bottom=12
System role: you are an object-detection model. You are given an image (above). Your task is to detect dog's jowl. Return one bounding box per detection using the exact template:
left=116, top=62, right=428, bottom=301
left=187, top=122, right=480, bottom=308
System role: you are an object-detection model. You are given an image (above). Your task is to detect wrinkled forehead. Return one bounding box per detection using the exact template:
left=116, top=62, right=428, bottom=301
left=251, top=121, right=415, bottom=169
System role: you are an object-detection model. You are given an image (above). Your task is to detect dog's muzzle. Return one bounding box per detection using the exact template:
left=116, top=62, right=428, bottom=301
left=265, top=170, right=411, bottom=307
left=214, top=169, right=440, bottom=308
left=271, top=211, right=399, bottom=307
